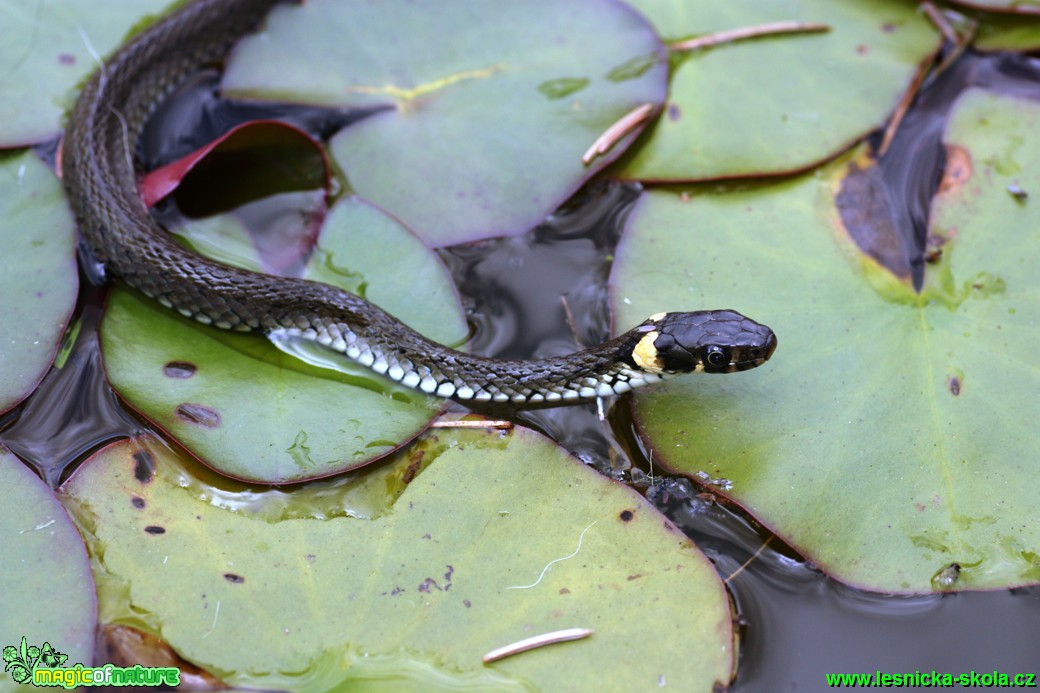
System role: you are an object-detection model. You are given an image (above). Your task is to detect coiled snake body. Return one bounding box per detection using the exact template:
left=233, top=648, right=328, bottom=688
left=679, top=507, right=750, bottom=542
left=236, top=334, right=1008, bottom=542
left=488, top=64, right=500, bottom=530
left=62, top=0, right=777, bottom=407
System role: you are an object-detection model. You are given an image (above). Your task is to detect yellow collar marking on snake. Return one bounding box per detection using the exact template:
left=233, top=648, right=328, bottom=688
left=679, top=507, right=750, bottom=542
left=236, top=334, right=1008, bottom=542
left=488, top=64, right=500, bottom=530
left=632, top=331, right=665, bottom=374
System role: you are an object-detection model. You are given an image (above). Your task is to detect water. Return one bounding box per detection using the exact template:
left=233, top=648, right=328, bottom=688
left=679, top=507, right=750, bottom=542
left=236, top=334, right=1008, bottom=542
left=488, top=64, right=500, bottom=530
left=3, top=49, right=1040, bottom=688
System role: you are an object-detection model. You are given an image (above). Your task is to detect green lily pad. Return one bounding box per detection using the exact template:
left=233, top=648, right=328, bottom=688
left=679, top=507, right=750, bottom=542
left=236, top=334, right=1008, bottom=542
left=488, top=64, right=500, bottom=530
left=0, top=151, right=78, bottom=415
left=0, top=450, right=95, bottom=692
left=949, top=0, right=1040, bottom=14
left=0, top=0, right=170, bottom=146
left=611, top=90, right=1040, bottom=592
left=616, top=0, right=941, bottom=181
left=99, top=196, right=467, bottom=483
left=223, top=0, right=667, bottom=246
left=59, top=427, right=734, bottom=692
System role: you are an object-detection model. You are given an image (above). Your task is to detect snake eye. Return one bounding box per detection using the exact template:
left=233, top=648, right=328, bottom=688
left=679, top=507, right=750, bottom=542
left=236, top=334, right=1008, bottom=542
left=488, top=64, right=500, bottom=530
left=705, top=346, right=729, bottom=367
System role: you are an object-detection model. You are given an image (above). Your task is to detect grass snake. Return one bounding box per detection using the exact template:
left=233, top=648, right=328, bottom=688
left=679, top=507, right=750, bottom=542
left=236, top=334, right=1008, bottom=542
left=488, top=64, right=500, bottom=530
left=62, top=0, right=777, bottom=407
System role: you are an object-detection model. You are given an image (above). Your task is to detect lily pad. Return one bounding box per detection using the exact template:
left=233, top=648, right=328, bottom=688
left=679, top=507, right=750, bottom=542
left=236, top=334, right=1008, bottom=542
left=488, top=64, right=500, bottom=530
left=0, top=151, right=78, bottom=415
left=948, top=0, right=1040, bottom=14
left=59, top=427, right=734, bottom=692
left=611, top=90, right=1040, bottom=592
left=0, top=449, right=95, bottom=691
left=974, top=14, right=1040, bottom=52
left=139, top=119, right=330, bottom=211
left=616, top=0, right=941, bottom=181
left=0, top=0, right=171, bottom=147
left=222, top=0, right=667, bottom=246
left=99, top=196, right=467, bottom=483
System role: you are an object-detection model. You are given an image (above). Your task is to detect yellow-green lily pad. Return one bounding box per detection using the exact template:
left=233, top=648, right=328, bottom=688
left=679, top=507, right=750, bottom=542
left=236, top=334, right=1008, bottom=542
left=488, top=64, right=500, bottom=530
left=59, top=426, right=734, bottom=691
left=611, top=89, right=1040, bottom=592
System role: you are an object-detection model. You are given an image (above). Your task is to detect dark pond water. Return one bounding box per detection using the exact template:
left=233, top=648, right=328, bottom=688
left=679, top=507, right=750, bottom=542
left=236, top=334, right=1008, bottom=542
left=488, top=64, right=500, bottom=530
left=3, top=48, right=1040, bottom=689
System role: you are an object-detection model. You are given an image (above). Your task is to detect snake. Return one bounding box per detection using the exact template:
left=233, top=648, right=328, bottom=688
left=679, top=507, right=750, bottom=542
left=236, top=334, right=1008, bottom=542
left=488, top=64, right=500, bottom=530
left=61, top=0, right=777, bottom=408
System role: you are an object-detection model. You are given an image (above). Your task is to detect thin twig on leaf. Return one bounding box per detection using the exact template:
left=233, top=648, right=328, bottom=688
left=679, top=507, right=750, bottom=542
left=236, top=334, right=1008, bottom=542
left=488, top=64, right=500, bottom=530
left=877, top=54, right=934, bottom=157
left=581, top=103, right=655, bottom=166
left=921, top=1, right=959, bottom=44
left=669, top=21, right=830, bottom=53
left=483, top=628, right=594, bottom=664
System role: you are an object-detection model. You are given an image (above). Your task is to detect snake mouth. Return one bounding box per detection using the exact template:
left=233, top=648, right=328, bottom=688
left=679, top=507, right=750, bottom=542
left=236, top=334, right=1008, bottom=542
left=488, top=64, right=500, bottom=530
left=730, top=329, right=778, bottom=372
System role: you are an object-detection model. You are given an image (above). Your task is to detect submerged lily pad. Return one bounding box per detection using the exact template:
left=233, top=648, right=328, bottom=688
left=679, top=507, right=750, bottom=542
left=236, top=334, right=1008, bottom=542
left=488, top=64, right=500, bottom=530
left=60, top=427, right=733, bottom=692
left=616, top=0, right=941, bottom=181
left=611, top=90, right=1040, bottom=592
left=223, top=0, right=667, bottom=246
left=0, top=151, right=78, bottom=415
left=99, top=197, right=466, bottom=483
left=973, top=14, right=1040, bottom=52
left=0, top=449, right=95, bottom=688
left=0, top=0, right=171, bottom=146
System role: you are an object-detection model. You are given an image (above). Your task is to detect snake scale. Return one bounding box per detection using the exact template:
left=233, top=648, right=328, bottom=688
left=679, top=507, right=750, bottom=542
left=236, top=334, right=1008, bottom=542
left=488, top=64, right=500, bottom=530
left=62, top=0, right=777, bottom=407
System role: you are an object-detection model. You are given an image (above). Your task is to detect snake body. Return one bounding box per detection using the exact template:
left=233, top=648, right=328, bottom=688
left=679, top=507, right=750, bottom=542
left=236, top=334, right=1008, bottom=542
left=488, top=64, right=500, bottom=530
left=62, top=0, right=777, bottom=407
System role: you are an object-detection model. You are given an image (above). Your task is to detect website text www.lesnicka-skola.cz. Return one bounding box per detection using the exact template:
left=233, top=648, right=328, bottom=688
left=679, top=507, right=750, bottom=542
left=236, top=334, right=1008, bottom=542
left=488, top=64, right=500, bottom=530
left=825, top=670, right=1037, bottom=688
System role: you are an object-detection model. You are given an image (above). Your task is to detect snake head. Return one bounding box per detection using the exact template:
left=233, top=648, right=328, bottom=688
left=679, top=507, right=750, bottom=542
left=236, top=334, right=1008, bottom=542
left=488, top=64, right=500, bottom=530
left=631, top=310, right=777, bottom=374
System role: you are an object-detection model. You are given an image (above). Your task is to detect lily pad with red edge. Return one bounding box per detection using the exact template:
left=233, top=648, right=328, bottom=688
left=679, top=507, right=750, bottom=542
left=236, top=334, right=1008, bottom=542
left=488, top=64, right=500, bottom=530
left=0, top=449, right=96, bottom=687
left=99, top=196, right=467, bottom=484
left=59, top=427, right=734, bottom=692
left=140, top=119, right=333, bottom=274
left=0, top=151, right=78, bottom=415
left=0, top=0, right=172, bottom=147
left=221, top=0, right=668, bottom=247
left=615, top=0, right=942, bottom=182
left=140, top=120, right=331, bottom=212
left=610, top=92, right=1040, bottom=592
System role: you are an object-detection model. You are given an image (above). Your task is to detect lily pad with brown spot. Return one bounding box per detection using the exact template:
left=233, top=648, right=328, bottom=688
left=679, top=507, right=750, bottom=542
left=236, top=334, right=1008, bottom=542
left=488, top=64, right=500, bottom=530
left=60, top=427, right=734, bottom=691
left=0, top=0, right=172, bottom=146
left=99, top=196, right=466, bottom=483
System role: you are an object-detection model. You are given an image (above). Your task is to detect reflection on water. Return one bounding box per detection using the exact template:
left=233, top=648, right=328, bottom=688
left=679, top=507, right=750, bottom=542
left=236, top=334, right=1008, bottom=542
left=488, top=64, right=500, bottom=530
left=649, top=475, right=1040, bottom=689
left=1, top=306, right=141, bottom=486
